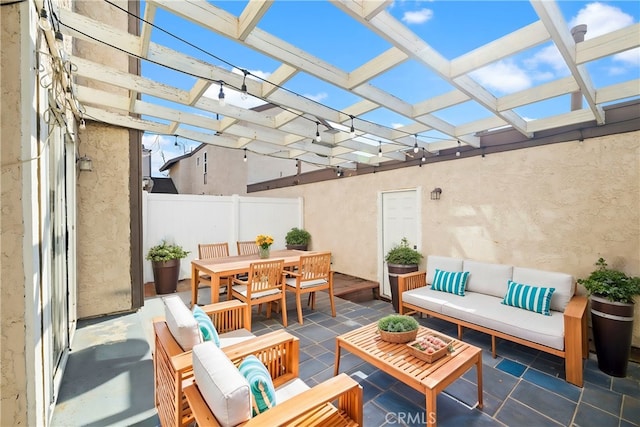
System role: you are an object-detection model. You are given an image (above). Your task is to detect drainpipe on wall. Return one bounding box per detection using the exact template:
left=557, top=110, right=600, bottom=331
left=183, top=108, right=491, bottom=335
left=571, top=24, right=588, bottom=111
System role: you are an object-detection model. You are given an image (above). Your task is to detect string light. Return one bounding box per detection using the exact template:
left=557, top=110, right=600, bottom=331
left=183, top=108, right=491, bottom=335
left=79, top=119, right=86, bottom=130
left=456, top=140, right=461, bottom=157
left=240, top=70, right=248, bottom=100
left=243, top=148, right=247, bottom=162
left=218, top=81, right=225, bottom=106
left=349, top=116, right=356, bottom=139
left=413, top=134, right=419, bottom=153
left=336, top=166, right=342, bottom=177
left=421, top=148, right=426, bottom=163
left=315, top=122, right=321, bottom=142
left=39, top=9, right=52, bottom=31
left=378, top=141, right=382, bottom=158
left=55, top=30, right=64, bottom=50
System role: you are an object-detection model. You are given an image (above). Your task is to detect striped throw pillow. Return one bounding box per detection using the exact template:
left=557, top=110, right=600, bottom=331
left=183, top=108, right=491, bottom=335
left=502, top=280, right=555, bottom=316
left=239, top=355, right=276, bottom=415
left=431, top=269, right=469, bottom=296
left=192, top=305, right=220, bottom=347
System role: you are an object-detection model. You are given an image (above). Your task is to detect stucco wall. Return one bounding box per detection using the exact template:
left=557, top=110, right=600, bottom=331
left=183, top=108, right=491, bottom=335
left=260, top=132, right=640, bottom=346
left=73, top=0, right=133, bottom=318
left=1, top=3, right=28, bottom=424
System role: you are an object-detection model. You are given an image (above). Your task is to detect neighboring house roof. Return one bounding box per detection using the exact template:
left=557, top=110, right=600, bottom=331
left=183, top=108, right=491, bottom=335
left=149, top=177, right=178, bottom=194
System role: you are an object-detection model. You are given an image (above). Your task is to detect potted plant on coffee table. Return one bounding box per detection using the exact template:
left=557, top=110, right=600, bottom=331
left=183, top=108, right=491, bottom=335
left=285, top=227, right=311, bottom=251
left=577, top=257, right=640, bottom=377
left=377, top=314, right=419, bottom=343
left=146, top=241, right=189, bottom=294
left=385, top=237, right=423, bottom=312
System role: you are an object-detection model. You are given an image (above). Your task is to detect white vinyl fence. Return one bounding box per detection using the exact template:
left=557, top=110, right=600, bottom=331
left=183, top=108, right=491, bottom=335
left=143, top=193, right=303, bottom=282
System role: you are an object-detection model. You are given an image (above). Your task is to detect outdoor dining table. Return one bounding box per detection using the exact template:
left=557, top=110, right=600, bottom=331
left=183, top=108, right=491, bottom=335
left=190, top=249, right=312, bottom=306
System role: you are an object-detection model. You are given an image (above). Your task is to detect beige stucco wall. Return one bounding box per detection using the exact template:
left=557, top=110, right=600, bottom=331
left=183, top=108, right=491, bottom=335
left=1, top=2, right=29, bottom=424
left=260, top=132, right=640, bottom=346
left=76, top=124, right=132, bottom=317
left=74, top=0, right=133, bottom=318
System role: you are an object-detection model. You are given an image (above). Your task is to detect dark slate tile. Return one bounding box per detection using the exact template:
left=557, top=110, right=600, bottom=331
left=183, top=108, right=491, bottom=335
left=581, top=384, right=622, bottom=416
left=441, top=377, right=483, bottom=408
left=612, top=376, right=640, bottom=397
left=298, top=355, right=329, bottom=379
left=363, top=401, right=391, bottom=427
left=372, top=388, right=423, bottom=417
left=361, top=379, right=384, bottom=403
left=573, top=402, right=620, bottom=427
left=510, top=380, right=576, bottom=426
left=293, top=323, right=336, bottom=343
left=476, top=365, right=519, bottom=401
left=584, top=363, right=613, bottom=389
left=496, top=359, right=526, bottom=378
left=496, top=398, right=563, bottom=427
left=367, top=370, right=400, bottom=392
left=622, top=395, right=640, bottom=425
left=316, top=349, right=336, bottom=366
left=523, top=368, right=581, bottom=402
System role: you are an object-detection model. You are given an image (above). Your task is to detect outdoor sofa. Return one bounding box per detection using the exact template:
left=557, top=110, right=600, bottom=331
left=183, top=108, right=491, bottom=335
left=398, top=255, right=588, bottom=387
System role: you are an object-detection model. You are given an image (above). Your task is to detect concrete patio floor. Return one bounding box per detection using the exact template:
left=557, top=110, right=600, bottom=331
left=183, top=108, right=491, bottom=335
left=52, top=280, right=640, bottom=427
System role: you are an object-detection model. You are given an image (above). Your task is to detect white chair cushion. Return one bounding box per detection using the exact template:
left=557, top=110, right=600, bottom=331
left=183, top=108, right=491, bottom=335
left=463, top=260, right=513, bottom=298
left=274, top=378, right=310, bottom=403
left=162, top=295, right=201, bottom=351
left=512, top=267, right=574, bottom=312
left=441, top=292, right=565, bottom=350
left=285, top=278, right=328, bottom=288
left=192, top=342, right=251, bottom=427
left=426, top=256, right=464, bottom=284
left=232, top=284, right=282, bottom=299
left=219, top=328, right=256, bottom=348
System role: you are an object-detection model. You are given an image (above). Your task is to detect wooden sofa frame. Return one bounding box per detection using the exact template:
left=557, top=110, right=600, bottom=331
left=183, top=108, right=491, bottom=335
left=153, top=299, right=252, bottom=427
left=398, top=271, right=589, bottom=387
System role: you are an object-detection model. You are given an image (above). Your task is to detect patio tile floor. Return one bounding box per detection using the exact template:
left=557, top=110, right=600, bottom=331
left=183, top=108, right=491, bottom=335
left=52, top=280, right=640, bottom=427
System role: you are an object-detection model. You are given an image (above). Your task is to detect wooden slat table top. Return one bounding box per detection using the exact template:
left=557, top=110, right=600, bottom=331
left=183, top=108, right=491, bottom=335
left=192, top=249, right=311, bottom=276
left=336, top=323, right=481, bottom=391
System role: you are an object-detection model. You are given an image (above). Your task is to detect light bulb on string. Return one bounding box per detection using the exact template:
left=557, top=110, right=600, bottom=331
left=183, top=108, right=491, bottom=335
left=421, top=148, right=426, bottom=163
left=378, top=142, right=382, bottom=158
left=456, top=140, right=461, bottom=157
left=413, top=134, right=419, bottom=153
left=218, top=82, right=225, bottom=106
left=240, top=70, right=248, bottom=101
left=315, top=122, right=321, bottom=142
left=39, top=9, right=52, bottom=31
left=243, top=148, right=247, bottom=162
left=349, top=116, right=356, bottom=139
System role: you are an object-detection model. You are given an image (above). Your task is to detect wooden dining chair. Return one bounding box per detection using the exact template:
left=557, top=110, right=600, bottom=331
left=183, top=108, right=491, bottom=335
left=285, top=251, right=335, bottom=325
left=197, top=243, right=231, bottom=301
left=230, top=259, right=287, bottom=330
left=236, top=240, right=259, bottom=256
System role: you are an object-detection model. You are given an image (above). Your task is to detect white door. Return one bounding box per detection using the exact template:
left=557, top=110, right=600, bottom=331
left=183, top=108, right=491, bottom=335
left=380, top=189, right=421, bottom=299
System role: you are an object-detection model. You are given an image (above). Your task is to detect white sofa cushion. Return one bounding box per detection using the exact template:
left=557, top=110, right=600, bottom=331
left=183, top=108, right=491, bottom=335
left=441, top=292, right=565, bottom=350
left=219, top=328, right=256, bottom=348
left=426, top=256, right=464, bottom=284
left=192, top=342, right=251, bottom=427
left=275, top=378, right=310, bottom=402
left=402, top=286, right=454, bottom=314
left=463, top=260, right=513, bottom=299
left=512, top=267, right=574, bottom=312
left=162, top=295, right=201, bottom=351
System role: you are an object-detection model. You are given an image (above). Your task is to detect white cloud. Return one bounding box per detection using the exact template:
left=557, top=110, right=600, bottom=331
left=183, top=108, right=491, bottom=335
left=613, top=48, right=640, bottom=68
left=402, top=8, right=433, bottom=25
left=471, top=60, right=532, bottom=94
left=391, top=122, right=404, bottom=129
left=303, top=92, right=328, bottom=103
left=142, top=133, right=199, bottom=177
left=568, top=2, right=634, bottom=39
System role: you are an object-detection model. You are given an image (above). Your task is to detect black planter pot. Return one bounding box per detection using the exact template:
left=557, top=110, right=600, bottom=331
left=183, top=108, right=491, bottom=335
left=152, top=259, right=180, bottom=294
left=388, top=263, right=419, bottom=313
left=590, top=294, right=635, bottom=377
left=286, top=244, right=308, bottom=251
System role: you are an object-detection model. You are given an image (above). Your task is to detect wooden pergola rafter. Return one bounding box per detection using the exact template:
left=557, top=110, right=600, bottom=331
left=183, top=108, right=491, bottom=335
left=56, top=0, right=640, bottom=169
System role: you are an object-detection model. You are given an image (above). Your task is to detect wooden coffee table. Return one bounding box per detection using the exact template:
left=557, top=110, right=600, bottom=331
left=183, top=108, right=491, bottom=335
left=334, top=322, right=483, bottom=427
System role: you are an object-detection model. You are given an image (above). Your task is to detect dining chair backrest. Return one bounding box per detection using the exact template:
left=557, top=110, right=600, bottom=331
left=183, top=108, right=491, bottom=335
left=246, top=259, right=285, bottom=294
left=236, top=240, right=259, bottom=256
left=298, top=251, right=332, bottom=282
left=198, top=242, right=229, bottom=259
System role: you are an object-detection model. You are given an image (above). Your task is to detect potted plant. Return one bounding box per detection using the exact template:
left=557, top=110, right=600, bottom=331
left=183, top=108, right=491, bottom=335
left=577, top=257, right=640, bottom=377
left=377, top=314, right=419, bottom=343
left=146, top=241, right=190, bottom=294
left=285, top=227, right=311, bottom=251
left=385, top=237, right=423, bottom=312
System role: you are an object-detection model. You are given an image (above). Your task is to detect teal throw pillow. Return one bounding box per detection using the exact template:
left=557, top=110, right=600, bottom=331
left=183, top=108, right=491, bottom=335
left=431, top=269, right=469, bottom=296
left=192, top=305, right=220, bottom=347
left=502, top=280, right=555, bottom=316
left=238, top=355, right=276, bottom=416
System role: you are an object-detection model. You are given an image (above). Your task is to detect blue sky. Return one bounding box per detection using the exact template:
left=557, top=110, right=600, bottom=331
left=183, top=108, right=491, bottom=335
left=142, top=1, right=639, bottom=176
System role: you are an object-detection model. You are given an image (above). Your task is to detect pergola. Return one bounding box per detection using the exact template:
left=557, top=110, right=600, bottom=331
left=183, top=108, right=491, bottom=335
left=50, top=0, right=639, bottom=170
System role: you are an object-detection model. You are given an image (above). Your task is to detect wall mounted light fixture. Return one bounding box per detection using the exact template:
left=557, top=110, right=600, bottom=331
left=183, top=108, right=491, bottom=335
left=77, top=155, right=93, bottom=171
left=430, top=187, right=442, bottom=200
